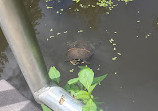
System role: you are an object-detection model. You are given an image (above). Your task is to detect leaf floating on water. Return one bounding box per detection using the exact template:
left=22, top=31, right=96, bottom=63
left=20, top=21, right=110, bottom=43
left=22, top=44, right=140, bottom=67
left=69, top=69, right=74, bottom=72
left=113, top=43, right=116, bottom=46
left=113, top=47, right=116, bottom=51
left=63, top=31, right=68, bottom=33
left=115, top=72, right=117, bottom=75
left=109, top=38, right=114, bottom=43
left=47, top=6, right=53, bottom=9
left=137, top=20, right=140, bottom=23
left=56, top=11, right=59, bottom=14
left=97, top=68, right=100, bottom=71
left=106, top=12, right=110, bottom=15
left=112, top=57, right=117, bottom=61
left=57, top=33, right=61, bottom=35
left=50, top=28, right=53, bottom=31
left=78, top=30, right=83, bottom=33
left=73, top=0, right=80, bottom=3
left=50, top=36, right=54, bottom=38
left=60, top=9, right=63, bottom=11
left=145, top=33, right=151, bottom=38
left=91, top=5, right=96, bottom=7
left=117, top=53, right=121, bottom=55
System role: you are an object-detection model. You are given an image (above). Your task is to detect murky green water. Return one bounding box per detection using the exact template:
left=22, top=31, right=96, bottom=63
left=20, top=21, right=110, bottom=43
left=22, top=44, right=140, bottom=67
left=0, top=0, right=158, bottom=110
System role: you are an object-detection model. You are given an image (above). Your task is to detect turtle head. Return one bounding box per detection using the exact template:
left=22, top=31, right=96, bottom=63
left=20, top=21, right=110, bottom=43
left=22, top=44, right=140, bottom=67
left=70, top=59, right=83, bottom=65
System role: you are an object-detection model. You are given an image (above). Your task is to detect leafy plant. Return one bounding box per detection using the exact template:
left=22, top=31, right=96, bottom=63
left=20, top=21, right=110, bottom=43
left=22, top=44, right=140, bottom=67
left=42, top=66, right=107, bottom=111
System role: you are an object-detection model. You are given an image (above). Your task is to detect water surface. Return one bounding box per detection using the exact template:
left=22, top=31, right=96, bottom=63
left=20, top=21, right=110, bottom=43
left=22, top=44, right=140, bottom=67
left=0, top=0, right=158, bottom=110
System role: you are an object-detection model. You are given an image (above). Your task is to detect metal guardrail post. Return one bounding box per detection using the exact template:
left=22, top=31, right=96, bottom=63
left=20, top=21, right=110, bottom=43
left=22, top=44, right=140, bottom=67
left=0, top=0, right=83, bottom=111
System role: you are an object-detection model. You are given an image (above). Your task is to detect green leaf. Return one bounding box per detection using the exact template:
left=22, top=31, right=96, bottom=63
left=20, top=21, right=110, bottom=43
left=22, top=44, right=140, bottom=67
left=76, top=90, right=90, bottom=100
left=68, top=78, right=79, bottom=85
left=88, top=74, right=108, bottom=93
left=78, top=67, right=94, bottom=91
left=78, top=66, right=88, bottom=69
left=67, top=85, right=80, bottom=95
left=48, top=66, right=60, bottom=84
left=41, top=104, right=52, bottom=111
left=88, top=83, right=97, bottom=93
left=82, top=99, right=97, bottom=111
left=63, top=83, right=70, bottom=91
left=92, top=74, right=108, bottom=85
left=77, top=81, right=83, bottom=90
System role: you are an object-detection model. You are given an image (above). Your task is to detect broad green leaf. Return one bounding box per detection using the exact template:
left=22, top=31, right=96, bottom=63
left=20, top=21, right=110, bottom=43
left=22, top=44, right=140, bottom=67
left=67, top=85, right=80, bottom=93
left=76, top=90, right=90, bottom=100
left=88, top=83, right=97, bottom=93
left=78, top=66, right=87, bottom=69
left=48, top=66, right=60, bottom=84
left=68, top=78, right=79, bottom=85
left=83, top=99, right=89, bottom=104
left=41, top=104, right=52, bottom=111
left=92, top=74, right=108, bottom=85
left=63, top=83, right=70, bottom=91
left=82, top=99, right=97, bottom=111
left=88, top=74, right=108, bottom=93
left=78, top=67, right=94, bottom=91
left=77, top=81, right=83, bottom=90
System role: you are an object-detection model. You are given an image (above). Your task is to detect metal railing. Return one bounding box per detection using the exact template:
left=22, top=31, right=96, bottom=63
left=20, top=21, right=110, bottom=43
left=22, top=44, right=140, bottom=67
left=0, top=0, right=83, bottom=110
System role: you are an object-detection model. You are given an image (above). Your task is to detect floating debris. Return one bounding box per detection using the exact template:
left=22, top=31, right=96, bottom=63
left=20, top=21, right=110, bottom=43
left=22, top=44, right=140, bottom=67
left=145, top=33, right=151, bottom=38
left=113, top=43, right=116, bottom=46
left=46, top=6, right=53, bottom=9
left=46, top=0, right=53, bottom=2
left=113, top=47, right=116, bottom=51
left=115, top=72, right=117, bottom=75
left=74, top=8, right=79, bottom=11
left=91, top=5, right=96, bottom=7
left=97, top=68, right=100, bottom=71
left=69, top=69, right=74, bottom=72
left=63, top=31, right=68, bottom=33
left=109, top=38, right=114, bottom=43
left=114, top=32, right=117, bottom=34
left=57, top=33, right=61, bottom=35
left=112, top=57, right=117, bottom=61
left=106, top=12, right=110, bottom=15
left=49, top=36, right=54, bottom=38
left=47, top=38, right=49, bottom=41
left=50, top=29, right=53, bottom=31
left=136, top=35, right=139, bottom=38
left=56, top=11, right=59, bottom=14
left=117, top=53, right=121, bottom=55
left=137, top=20, right=140, bottom=23
left=78, top=30, right=83, bottom=33
left=137, top=11, right=140, bottom=13
left=60, top=9, right=63, bottom=11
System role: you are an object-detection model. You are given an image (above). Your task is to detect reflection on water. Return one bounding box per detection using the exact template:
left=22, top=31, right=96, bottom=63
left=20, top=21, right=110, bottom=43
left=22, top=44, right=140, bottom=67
left=0, top=28, right=8, bottom=75
left=23, top=0, right=42, bottom=30
left=67, top=0, right=108, bottom=28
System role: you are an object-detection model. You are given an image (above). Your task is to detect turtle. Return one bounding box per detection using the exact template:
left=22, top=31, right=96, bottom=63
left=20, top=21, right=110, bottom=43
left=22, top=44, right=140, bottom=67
left=65, top=41, right=95, bottom=65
